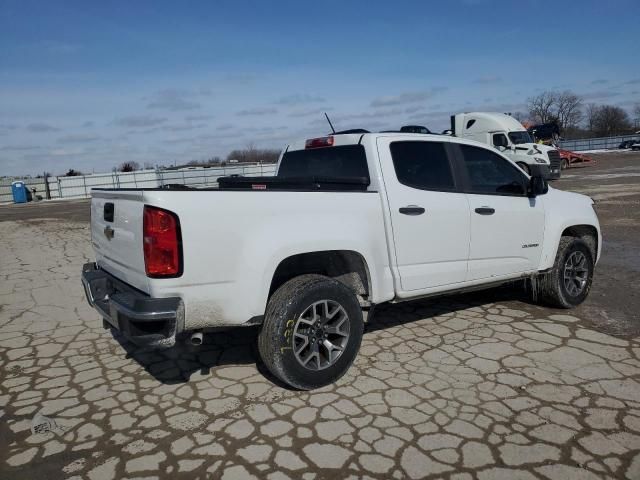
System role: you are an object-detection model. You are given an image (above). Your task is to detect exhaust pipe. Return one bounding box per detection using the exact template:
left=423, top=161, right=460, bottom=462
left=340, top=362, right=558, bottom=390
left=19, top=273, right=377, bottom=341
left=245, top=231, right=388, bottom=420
left=190, top=331, right=203, bottom=346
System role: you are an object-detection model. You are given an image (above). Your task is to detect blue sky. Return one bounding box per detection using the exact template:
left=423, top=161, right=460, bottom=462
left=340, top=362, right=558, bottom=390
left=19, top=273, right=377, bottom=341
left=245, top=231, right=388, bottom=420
left=1, top=0, right=639, bottom=176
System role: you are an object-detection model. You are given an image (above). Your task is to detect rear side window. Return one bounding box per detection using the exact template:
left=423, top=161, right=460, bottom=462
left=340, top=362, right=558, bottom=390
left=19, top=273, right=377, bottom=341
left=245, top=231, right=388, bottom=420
left=460, top=144, right=527, bottom=196
left=390, top=141, right=455, bottom=191
left=278, top=145, right=369, bottom=180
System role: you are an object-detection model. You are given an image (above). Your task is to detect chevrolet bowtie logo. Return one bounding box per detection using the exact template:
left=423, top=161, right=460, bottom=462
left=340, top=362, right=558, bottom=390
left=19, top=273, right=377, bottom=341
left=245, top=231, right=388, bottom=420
left=103, top=225, right=115, bottom=240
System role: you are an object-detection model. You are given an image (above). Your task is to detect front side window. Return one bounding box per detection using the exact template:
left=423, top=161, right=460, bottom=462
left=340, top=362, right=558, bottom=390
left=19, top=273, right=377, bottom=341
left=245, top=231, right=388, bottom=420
left=460, top=145, right=527, bottom=196
left=492, top=133, right=509, bottom=148
left=390, top=141, right=455, bottom=191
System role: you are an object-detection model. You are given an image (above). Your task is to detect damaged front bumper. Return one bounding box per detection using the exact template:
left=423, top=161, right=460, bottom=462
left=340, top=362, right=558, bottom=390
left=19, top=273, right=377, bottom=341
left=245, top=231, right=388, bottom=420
left=81, top=262, right=183, bottom=348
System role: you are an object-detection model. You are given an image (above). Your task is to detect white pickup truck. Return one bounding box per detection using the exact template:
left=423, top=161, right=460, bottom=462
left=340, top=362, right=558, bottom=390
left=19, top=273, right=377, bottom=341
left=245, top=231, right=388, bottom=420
left=82, top=132, right=601, bottom=389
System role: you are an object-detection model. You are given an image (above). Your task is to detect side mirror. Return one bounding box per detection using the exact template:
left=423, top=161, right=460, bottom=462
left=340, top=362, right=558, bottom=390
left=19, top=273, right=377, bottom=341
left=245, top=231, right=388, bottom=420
left=528, top=164, right=548, bottom=197
left=528, top=174, right=548, bottom=197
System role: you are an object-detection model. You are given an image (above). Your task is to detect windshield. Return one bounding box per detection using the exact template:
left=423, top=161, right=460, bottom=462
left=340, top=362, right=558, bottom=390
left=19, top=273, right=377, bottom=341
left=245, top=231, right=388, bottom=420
left=508, top=131, right=533, bottom=145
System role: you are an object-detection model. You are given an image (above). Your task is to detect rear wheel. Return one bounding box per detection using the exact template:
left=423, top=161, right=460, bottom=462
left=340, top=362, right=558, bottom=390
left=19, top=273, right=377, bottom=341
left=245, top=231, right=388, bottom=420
left=258, top=274, right=363, bottom=390
left=536, top=236, right=594, bottom=308
left=516, top=162, right=531, bottom=175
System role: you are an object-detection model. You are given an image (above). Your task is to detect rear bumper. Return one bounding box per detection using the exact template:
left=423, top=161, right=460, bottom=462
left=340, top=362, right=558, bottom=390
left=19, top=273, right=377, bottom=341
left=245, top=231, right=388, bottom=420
left=81, top=262, right=183, bottom=348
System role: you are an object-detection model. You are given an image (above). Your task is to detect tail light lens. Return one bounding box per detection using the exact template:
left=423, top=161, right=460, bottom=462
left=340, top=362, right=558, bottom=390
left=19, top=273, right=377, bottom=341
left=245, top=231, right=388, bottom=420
left=143, top=206, right=182, bottom=277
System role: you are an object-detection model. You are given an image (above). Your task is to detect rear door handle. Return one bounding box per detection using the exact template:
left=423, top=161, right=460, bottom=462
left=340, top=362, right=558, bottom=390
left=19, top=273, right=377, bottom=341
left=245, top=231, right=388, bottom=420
left=399, top=206, right=425, bottom=216
left=474, top=207, right=495, bottom=215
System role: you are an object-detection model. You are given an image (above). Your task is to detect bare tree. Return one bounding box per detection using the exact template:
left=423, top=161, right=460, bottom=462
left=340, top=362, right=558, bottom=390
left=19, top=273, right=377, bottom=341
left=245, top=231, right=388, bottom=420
left=527, top=91, right=557, bottom=124
left=592, top=105, right=632, bottom=136
left=584, top=103, right=599, bottom=133
left=118, top=161, right=140, bottom=172
left=64, top=168, right=83, bottom=177
left=512, top=111, right=526, bottom=122
left=555, top=91, right=583, bottom=131
left=527, top=90, right=585, bottom=135
left=633, top=103, right=640, bottom=129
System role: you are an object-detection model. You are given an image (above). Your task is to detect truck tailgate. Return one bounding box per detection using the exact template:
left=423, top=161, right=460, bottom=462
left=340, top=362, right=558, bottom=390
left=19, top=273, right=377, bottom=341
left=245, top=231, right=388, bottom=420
left=91, top=191, right=150, bottom=293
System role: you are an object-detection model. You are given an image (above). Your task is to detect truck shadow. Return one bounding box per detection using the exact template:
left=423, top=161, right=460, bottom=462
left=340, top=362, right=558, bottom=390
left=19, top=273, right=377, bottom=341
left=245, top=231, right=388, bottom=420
left=364, top=283, right=538, bottom=334
left=113, top=283, right=538, bottom=387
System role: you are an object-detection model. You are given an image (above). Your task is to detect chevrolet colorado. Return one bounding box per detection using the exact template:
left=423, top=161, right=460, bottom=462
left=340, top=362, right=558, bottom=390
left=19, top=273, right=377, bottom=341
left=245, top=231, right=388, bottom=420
left=82, top=132, right=601, bottom=389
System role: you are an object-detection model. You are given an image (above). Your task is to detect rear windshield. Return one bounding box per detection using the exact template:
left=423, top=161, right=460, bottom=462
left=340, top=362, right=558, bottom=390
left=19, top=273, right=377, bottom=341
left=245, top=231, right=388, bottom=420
left=278, top=145, right=369, bottom=180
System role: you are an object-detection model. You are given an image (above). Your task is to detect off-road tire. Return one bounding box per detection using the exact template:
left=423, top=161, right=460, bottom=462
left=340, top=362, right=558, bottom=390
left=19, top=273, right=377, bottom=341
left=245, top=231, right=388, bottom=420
left=516, top=161, right=531, bottom=175
left=536, top=236, right=594, bottom=308
left=258, top=274, right=364, bottom=390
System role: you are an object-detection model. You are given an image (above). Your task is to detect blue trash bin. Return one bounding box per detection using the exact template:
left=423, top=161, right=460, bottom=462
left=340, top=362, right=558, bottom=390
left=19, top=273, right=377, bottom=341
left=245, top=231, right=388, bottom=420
left=11, top=181, right=28, bottom=203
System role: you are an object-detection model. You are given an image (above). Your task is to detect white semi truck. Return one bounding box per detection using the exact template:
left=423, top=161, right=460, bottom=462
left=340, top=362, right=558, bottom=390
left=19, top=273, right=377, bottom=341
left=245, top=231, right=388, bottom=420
left=450, top=112, right=561, bottom=180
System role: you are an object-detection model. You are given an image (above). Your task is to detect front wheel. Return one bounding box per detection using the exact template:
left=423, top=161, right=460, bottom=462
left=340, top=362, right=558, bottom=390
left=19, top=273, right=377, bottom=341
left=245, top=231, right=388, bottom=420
left=536, top=236, right=594, bottom=308
left=258, top=274, right=364, bottom=390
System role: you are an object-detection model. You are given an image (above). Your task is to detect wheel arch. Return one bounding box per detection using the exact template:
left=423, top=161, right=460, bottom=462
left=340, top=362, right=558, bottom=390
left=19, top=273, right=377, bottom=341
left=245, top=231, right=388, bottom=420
left=540, top=223, right=600, bottom=271
left=268, top=250, right=372, bottom=307
left=561, top=224, right=599, bottom=262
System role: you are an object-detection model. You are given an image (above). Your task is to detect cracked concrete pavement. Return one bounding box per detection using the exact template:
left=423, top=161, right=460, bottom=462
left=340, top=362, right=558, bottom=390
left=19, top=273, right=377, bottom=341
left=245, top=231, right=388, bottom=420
left=1, top=152, right=640, bottom=479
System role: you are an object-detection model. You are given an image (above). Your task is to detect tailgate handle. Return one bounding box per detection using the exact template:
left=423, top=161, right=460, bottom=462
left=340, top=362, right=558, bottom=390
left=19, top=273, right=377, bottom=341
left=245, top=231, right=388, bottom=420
left=104, top=203, right=114, bottom=222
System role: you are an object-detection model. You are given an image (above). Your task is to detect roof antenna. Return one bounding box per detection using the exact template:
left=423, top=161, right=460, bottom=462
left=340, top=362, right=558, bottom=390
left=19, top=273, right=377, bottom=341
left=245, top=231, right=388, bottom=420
left=324, top=112, right=336, bottom=134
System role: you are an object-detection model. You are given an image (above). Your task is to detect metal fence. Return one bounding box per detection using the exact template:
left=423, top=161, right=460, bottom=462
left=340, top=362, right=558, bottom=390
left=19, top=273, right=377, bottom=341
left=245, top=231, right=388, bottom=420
left=558, top=134, right=639, bottom=152
left=0, top=163, right=277, bottom=204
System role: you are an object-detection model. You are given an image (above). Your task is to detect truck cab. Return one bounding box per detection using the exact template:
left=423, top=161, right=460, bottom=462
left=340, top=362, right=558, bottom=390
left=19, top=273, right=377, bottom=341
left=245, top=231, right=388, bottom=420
left=451, top=112, right=561, bottom=180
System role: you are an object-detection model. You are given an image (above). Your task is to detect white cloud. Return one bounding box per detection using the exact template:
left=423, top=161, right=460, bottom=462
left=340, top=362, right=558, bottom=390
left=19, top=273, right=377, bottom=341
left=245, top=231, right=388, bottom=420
left=288, top=107, right=332, bottom=118
left=147, top=89, right=201, bottom=111
left=185, top=114, right=213, bottom=122
left=236, top=107, right=278, bottom=116
left=27, top=123, right=60, bottom=133
left=0, top=145, right=42, bottom=151
left=57, top=134, right=101, bottom=143
left=370, top=87, right=447, bottom=107
left=473, top=76, right=502, bottom=85
left=276, top=94, right=325, bottom=105
left=114, top=115, right=167, bottom=128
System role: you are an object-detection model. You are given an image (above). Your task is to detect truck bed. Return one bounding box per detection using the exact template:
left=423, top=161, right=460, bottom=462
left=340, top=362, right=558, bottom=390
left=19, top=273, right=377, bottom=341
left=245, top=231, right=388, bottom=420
left=90, top=187, right=390, bottom=328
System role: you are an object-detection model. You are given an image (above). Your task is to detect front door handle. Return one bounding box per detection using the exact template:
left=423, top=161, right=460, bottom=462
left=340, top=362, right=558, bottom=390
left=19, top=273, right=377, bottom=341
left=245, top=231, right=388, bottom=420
left=399, top=205, right=425, bottom=216
left=475, top=207, right=495, bottom=215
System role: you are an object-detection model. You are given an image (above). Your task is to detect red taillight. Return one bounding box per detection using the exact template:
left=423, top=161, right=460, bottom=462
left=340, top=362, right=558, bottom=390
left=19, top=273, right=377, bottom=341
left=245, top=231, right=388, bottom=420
left=305, top=136, right=334, bottom=149
left=143, top=206, right=182, bottom=277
